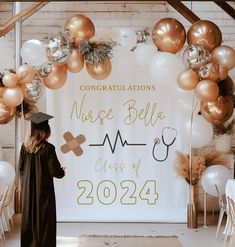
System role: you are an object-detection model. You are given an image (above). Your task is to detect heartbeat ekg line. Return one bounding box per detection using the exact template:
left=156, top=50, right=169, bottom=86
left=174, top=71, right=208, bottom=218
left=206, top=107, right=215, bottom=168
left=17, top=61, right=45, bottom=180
left=89, top=130, right=146, bottom=154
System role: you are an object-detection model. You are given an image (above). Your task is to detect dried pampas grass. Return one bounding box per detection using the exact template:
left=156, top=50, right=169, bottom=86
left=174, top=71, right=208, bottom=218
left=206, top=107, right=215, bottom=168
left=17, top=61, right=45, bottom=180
left=204, top=151, right=226, bottom=167
left=174, top=151, right=227, bottom=185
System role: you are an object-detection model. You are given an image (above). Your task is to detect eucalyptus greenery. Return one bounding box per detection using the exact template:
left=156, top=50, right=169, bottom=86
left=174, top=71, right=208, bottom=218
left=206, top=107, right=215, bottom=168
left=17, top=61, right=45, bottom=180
left=78, top=40, right=117, bottom=66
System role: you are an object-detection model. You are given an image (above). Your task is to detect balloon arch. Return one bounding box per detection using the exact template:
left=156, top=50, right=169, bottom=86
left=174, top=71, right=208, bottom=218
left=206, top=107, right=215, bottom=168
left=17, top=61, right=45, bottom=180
left=0, top=15, right=234, bottom=144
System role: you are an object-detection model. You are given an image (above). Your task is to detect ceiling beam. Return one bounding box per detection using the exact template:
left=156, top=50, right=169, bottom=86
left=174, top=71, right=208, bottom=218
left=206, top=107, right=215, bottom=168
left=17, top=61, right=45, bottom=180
left=0, top=1, right=49, bottom=37
left=213, top=0, right=235, bottom=20
left=166, top=0, right=200, bottom=24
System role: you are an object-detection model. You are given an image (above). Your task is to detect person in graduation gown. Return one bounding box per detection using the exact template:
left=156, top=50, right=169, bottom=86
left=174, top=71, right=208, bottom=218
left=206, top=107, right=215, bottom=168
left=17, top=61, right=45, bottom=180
left=18, top=112, right=65, bottom=247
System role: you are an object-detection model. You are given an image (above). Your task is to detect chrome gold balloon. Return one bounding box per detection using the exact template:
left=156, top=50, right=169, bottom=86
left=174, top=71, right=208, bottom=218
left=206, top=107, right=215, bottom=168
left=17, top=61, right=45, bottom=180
left=43, top=65, right=67, bottom=89
left=2, top=73, right=18, bottom=88
left=65, top=14, right=95, bottom=47
left=66, top=48, right=84, bottom=73
left=17, top=64, right=36, bottom=85
left=195, top=79, right=219, bottom=102
left=212, top=45, right=235, bottom=71
left=200, top=96, right=233, bottom=125
left=177, top=69, right=198, bottom=90
left=187, top=20, right=222, bottom=52
left=0, top=98, right=16, bottom=124
left=152, top=18, right=186, bottom=54
left=2, top=86, right=24, bottom=107
left=86, top=58, right=112, bottom=80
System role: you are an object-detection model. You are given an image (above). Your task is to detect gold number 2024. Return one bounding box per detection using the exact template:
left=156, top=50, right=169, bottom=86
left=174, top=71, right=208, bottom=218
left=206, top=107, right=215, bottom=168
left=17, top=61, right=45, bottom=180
left=77, top=180, right=158, bottom=205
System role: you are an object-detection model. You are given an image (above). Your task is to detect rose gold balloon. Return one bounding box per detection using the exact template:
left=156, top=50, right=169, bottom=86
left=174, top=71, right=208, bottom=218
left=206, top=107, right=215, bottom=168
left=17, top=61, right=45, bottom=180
left=86, top=59, right=112, bottom=80
left=65, top=14, right=95, bottom=47
left=2, top=73, right=18, bottom=88
left=177, top=69, right=198, bottom=90
left=66, top=48, right=84, bottom=73
left=0, top=98, right=16, bottom=124
left=43, top=65, right=67, bottom=89
left=0, top=87, right=6, bottom=97
left=17, top=64, right=36, bottom=84
left=200, top=96, right=233, bottom=125
left=195, top=79, right=219, bottom=102
left=211, top=45, right=235, bottom=71
left=219, top=65, right=228, bottom=81
left=2, top=86, right=23, bottom=107
left=152, top=18, right=186, bottom=54
left=187, top=20, right=222, bottom=52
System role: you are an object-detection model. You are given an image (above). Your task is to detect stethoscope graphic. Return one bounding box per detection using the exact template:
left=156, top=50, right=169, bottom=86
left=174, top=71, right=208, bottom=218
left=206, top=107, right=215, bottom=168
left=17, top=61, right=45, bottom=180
left=152, top=127, right=178, bottom=162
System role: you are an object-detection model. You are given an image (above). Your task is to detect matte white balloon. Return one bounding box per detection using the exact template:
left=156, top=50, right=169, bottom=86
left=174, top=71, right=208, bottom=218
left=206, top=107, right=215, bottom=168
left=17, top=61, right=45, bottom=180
left=112, top=46, right=134, bottom=77
left=186, top=114, right=213, bottom=148
left=21, top=39, right=48, bottom=66
left=176, top=89, right=200, bottom=121
left=0, top=161, right=15, bottom=196
left=201, top=165, right=232, bottom=196
left=133, top=44, right=157, bottom=67
left=150, top=52, right=184, bottom=84
left=115, top=28, right=137, bottom=50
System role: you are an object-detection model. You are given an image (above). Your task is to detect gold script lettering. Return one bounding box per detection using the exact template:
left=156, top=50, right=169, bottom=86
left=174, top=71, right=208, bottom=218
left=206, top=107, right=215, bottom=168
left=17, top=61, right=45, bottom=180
left=70, top=94, right=114, bottom=125
left=123, top=99, right=165, bottom=127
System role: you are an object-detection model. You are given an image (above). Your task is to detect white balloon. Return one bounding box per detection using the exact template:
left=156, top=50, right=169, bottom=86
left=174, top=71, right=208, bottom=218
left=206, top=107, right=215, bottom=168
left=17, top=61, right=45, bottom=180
left=149, top=52, right=184, bottom=84
left=114, top=28, right=137, bottom=50
left=186, top=114, right=213, bottom=148
left=21, top=39, right=48, bottom=66
left=133, top=44, right=157, bottom=67
left=176, top=89, right=200, bottom=119
left=201, top=165, right=232, bottom=196
left=0, top=161, right=15, bottom=196
left=112, top=46, right=134, bottom=71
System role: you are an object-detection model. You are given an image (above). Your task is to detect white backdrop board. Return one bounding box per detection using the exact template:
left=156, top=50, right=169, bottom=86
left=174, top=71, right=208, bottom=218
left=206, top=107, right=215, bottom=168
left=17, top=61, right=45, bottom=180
left=46, top=40, right=189, bottom=222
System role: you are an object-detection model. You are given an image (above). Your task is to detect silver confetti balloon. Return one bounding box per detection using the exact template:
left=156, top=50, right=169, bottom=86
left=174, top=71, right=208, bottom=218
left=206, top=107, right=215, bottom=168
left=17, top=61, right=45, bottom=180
left=182, top=44, right=211, bottom=70
left=36, top=62, right=53, bottom=77
left=24, top=77, right=43, bottom=104
left=45, top=32, right=72, bottom=64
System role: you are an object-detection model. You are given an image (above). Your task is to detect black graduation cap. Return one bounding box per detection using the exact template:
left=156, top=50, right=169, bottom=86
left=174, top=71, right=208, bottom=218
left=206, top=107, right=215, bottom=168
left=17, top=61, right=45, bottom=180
left=25, top=112, right=54, bottom=124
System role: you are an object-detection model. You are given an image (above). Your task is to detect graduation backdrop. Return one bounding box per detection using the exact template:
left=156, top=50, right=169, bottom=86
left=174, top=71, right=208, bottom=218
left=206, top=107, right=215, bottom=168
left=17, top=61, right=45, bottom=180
left=46, top=39, right=190, bottom=222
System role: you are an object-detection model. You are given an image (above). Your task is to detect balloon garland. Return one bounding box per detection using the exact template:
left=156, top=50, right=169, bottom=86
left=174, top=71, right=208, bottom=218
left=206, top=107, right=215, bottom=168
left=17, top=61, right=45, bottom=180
left=0, top=14, right=117, bottom=124
left=0, top=15, right=234, bottom=130
left=173, top=20, right=235, bottom=129
left=1, top=65, right=36, bottom=107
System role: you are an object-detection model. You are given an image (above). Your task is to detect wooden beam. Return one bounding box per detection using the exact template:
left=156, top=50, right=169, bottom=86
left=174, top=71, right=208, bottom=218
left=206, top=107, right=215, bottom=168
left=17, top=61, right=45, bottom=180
left=213, top=0, right=235, bottom=20
left=0, top=2, right=49, bottom=37
left=167, top=0, right=200, bottom=24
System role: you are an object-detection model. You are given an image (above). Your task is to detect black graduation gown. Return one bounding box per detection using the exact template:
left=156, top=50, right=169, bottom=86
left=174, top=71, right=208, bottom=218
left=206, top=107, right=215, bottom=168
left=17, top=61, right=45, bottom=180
left=19, top=142, right=65, bottom=247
